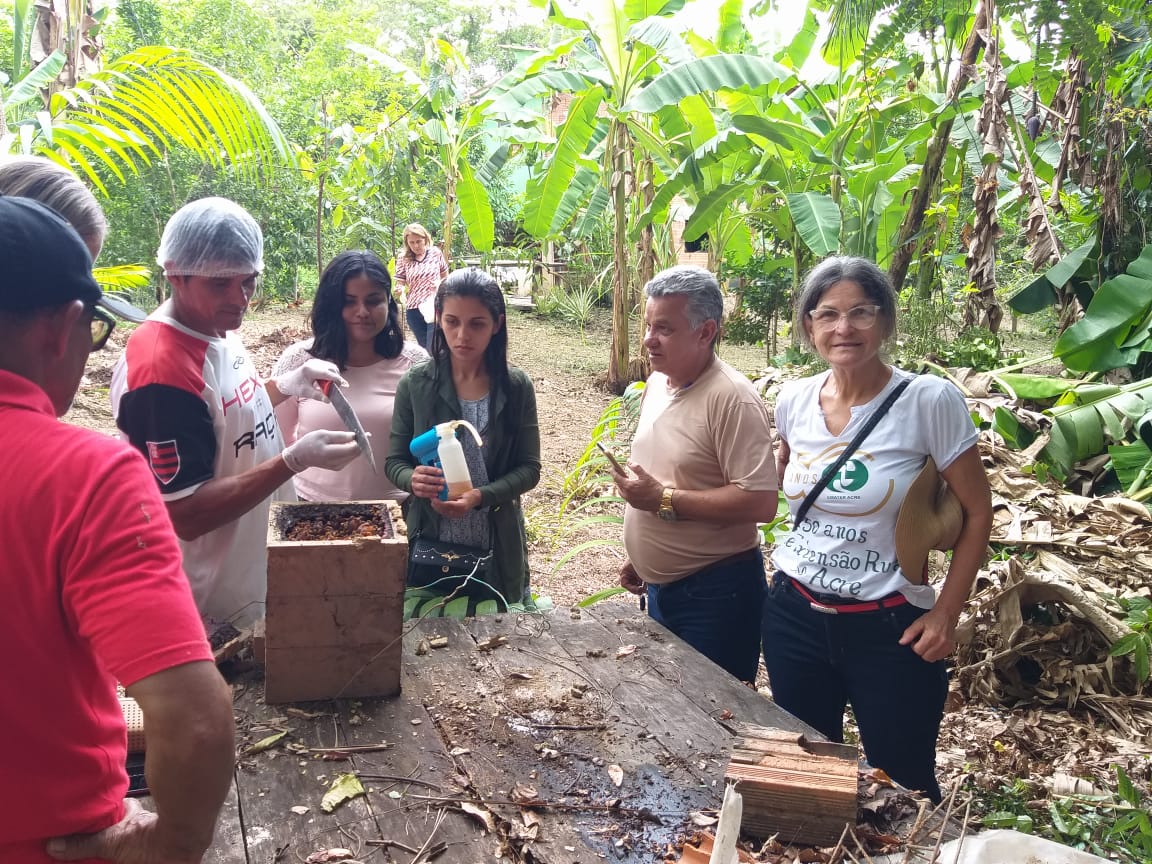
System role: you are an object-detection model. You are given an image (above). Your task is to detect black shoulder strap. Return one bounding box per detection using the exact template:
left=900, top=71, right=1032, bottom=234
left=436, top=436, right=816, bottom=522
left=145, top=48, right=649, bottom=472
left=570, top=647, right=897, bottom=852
left=792, top=378, right=911, bottom=529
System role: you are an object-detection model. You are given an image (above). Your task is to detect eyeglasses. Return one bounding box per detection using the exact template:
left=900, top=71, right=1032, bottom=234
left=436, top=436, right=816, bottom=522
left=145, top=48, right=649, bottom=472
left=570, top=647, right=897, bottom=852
left=808, top=304, right=882, bottom=330
left=89, top=306, right=117, bottom=351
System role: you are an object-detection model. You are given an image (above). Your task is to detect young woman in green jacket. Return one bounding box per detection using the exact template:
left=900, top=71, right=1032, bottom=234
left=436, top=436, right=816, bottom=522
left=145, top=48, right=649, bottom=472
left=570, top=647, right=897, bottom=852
left=385, top=268, right=541, bottom=606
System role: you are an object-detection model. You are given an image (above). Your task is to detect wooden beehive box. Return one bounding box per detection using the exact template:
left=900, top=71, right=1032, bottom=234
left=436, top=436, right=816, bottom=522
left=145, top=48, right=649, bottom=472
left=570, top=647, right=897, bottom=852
left=265, top=500, right=407, bottom=704
left=725, top=724, right=858, bottom=846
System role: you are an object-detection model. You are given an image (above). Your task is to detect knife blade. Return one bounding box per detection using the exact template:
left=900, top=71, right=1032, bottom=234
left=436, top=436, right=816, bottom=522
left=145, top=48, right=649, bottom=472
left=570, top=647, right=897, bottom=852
left=318, top=379, right=377, bottom=474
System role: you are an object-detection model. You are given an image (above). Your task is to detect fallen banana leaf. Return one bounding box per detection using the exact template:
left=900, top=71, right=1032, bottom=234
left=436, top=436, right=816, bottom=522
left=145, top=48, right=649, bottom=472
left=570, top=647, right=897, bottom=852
left=1043, top=378, right=1152, bottom=477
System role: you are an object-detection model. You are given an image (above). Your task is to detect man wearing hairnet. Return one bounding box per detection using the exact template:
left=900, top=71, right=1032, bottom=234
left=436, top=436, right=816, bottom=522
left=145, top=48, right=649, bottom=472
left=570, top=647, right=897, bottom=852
left=112, top=198, right=360, bottom=627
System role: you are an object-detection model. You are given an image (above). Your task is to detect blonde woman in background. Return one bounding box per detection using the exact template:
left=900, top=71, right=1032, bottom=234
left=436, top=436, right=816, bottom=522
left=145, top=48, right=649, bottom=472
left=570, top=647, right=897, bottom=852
left=394, top=222, right=448, bottom=350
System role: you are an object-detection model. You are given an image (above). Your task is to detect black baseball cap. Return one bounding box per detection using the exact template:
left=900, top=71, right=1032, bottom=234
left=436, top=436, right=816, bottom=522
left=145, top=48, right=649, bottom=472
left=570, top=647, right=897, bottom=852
left=0, top=195, right=146, bottom=322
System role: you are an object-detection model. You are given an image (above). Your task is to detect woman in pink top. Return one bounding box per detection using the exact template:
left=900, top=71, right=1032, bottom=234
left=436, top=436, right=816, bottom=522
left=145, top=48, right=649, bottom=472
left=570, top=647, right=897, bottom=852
left=394, top=222, right=448, bottom=350
left=274, top=250, right=427, bottom=501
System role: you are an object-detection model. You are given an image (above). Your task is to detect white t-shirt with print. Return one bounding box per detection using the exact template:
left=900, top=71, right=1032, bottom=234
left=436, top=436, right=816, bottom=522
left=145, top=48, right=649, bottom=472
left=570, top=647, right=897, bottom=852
left=770, top=367, right=977, bottom=608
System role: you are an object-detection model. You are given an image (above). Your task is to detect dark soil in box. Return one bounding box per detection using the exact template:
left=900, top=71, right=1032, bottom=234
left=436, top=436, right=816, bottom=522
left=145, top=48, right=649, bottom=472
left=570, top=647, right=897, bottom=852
left=275, top=502, right=395, bottom=542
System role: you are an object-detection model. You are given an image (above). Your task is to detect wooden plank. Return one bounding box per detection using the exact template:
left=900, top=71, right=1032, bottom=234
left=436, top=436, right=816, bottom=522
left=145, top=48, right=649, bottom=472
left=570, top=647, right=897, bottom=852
left=586, top=607, right=815, bottom=736
left=201, top=605, right=830, bottom=862
left=464, top=611, right=737, bottom=862
left=536, top=608, right=754, bottom=771
left=461, top=613, right=676, bottom=863
left=330, top=616, right=492, bottom=862
left=230, top=681, right=384, bottom=863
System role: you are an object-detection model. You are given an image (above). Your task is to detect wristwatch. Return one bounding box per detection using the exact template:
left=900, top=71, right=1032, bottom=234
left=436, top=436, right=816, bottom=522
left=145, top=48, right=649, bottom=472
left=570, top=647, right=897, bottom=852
left=657, top=487, right=677, bottom=521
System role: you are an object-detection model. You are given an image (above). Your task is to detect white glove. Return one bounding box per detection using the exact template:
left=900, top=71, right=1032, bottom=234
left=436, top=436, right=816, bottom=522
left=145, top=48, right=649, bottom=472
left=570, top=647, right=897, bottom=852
left=273, top=359, right=348, bottom=401
left=282, top=430, right=361, bottom=473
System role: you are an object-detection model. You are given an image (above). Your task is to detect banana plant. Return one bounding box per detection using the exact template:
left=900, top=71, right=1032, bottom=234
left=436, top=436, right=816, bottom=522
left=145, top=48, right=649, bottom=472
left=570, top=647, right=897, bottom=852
left=507, top=0, right=804, bottom=391
left=349, top=39, right=506, bottom=257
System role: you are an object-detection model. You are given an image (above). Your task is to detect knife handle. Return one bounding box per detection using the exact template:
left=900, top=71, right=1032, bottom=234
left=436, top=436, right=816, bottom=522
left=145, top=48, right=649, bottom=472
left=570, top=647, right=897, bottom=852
left=317, top=378, right=333, bottom=398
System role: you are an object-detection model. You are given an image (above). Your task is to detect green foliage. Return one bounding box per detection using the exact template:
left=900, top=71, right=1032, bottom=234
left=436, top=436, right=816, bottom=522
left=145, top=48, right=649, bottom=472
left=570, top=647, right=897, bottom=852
left=787, top=191, right=841, bottom=257
left=5, top=46, right=290, bottom=193
left=551, top=382, right=646, bottom=573
left=932, top=327, right=1013, bottom=371
left=758, top=492, right=791, bottom=544
left=893, top=289, right=956, bottom=362
left=1108, top=595, right=1152, bottom=683
left=719, top=254, right=792, bottom=350
left=976, top=768, right=1152, bottom=861
left=992, top=405, right=1036, bottom=450
left=577, top=586, right=629, bottom=607
left=1044, top=378, right=1152, bottom=480
left=559, top=382, right=645, bottom=513
left=543, top=283, right=610, bottom=336
left=1054, top=243, right=1152, bottom=373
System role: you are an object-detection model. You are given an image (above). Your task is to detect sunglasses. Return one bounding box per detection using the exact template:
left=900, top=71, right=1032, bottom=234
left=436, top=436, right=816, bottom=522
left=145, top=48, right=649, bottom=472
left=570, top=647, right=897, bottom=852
left=89, top=305, right=117, bottom=351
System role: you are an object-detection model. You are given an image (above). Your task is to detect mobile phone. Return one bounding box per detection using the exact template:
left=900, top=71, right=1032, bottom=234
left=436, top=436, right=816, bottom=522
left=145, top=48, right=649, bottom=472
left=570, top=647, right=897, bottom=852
left=595, top=440, right=626, bottom=474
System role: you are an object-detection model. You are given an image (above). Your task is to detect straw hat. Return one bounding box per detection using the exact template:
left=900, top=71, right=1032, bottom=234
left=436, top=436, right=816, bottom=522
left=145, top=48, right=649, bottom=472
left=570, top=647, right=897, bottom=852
left=894, top=457, right=963, bottom=584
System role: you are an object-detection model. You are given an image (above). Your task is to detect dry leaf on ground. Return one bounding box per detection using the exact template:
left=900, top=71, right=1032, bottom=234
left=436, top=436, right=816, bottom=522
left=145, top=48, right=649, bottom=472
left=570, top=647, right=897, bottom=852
left=320, top=774, right=365, bottom=813
left=243, top=730, right=287, bottom=755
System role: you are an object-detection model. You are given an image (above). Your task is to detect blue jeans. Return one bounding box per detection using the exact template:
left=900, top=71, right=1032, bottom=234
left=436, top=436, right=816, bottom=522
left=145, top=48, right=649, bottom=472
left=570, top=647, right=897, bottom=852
left=761, top=572, right=948, bottom=802
left=406, top=308, right=431, bottom=351
left=646, top=548, right=766, bottom=683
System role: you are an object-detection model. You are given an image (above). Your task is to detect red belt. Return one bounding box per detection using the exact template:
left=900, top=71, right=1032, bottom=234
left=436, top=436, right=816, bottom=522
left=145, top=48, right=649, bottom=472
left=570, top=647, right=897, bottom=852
left=788, top=578, right=908, bottom=615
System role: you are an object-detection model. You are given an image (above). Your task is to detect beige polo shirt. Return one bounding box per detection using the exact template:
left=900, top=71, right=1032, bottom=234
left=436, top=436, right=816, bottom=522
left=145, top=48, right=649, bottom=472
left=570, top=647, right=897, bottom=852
left=623, top=358, right=778, bottom=584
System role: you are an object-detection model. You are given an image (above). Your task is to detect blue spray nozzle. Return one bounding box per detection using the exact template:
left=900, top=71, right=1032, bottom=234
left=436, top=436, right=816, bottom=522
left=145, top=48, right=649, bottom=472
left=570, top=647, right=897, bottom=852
left=410, top=426, right=442, bottom=465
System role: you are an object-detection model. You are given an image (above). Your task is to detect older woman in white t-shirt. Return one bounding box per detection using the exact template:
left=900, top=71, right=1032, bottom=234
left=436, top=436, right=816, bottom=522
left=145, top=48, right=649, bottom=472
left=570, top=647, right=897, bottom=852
left=763, top=256, right=992, bottom=804
left=273, top=250, right=427, bottom=502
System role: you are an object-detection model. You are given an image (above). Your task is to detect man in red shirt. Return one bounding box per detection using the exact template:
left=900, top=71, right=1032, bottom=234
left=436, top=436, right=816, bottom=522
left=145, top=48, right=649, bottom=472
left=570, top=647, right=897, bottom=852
left=0, top=196, right=235, bottom=863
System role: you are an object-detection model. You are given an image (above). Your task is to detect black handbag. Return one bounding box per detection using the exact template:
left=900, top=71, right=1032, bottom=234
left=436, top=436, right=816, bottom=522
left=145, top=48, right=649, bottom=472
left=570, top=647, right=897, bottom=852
left=407, top=534, right=500, bottom=603
left=409, top=537, right=491, bottom=578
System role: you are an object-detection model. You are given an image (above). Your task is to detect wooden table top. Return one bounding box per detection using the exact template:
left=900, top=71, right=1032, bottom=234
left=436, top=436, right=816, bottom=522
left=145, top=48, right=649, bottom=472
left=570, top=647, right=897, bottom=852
left=201, top=604, right=811, bottom=863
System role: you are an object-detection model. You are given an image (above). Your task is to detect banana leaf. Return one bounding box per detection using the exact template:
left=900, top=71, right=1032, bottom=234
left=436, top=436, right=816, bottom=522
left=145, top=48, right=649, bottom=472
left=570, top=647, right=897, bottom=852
left=632, top=128, right=749, bottom=235
left=624, top=55, right=791, bottom=113
left=996, top=373, right=1118, bottom=402
left=1108, top=441, right=1152, bottom=492
left=521, top=88, right=602, bottom=237
left=786, top=191, right=841, bottom=256
left=993, top=406, right=1035, bottom=449
left=455, top=157, right=494, bottom=251
left=1054, top=243, right=1152, bottom=372
left=1044, top=378, right=1152, bottom=477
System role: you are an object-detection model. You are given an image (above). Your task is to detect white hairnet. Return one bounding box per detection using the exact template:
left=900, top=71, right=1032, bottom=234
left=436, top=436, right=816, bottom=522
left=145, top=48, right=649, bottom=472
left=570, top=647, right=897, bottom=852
left=158, top=197, right=264, bottom=277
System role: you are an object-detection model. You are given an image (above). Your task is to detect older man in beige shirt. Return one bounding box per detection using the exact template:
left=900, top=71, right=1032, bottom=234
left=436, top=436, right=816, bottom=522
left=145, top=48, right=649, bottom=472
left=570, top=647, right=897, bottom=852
left=613, top=266, right=779, bottom=683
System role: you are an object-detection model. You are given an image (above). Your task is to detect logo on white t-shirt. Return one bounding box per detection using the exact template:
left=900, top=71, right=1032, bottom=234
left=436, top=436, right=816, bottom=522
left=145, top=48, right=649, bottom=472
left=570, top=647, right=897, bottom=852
left=825, top=458, right=869, bottom=493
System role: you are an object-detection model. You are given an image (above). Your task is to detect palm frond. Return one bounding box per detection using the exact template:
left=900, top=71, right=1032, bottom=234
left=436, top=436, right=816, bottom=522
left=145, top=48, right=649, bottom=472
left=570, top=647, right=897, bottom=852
left=25, top=46, right=289, bottom=191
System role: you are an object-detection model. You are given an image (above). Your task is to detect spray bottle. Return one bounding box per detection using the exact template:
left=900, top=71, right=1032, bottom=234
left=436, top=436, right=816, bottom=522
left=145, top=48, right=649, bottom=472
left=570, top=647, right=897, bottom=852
left=409, top=420, right=484, bottom=500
